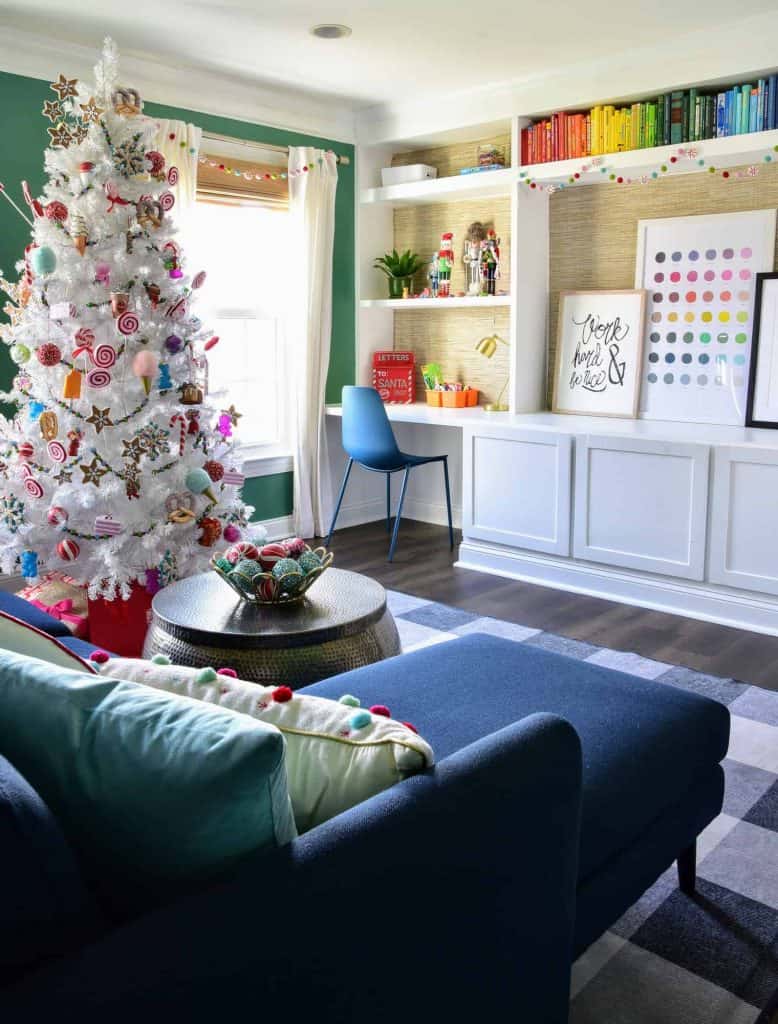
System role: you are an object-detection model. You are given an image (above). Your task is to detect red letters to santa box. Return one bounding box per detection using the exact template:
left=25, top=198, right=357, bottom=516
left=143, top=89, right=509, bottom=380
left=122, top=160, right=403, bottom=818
left=372, top=351, right=415, bottom=404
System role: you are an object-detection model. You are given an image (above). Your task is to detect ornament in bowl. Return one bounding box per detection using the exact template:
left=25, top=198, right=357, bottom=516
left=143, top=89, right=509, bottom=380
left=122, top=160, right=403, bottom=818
left=210, top=537, right=333, bottom=606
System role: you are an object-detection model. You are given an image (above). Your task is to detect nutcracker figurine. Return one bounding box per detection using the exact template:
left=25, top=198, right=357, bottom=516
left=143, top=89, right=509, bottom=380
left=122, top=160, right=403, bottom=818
left=438, top=231, right=454, bottom=298
left=463, top=222, right=487, bottom=296
left=427, top=252, right=440, bottom=298
left=479, top=229, right=501, bottom=296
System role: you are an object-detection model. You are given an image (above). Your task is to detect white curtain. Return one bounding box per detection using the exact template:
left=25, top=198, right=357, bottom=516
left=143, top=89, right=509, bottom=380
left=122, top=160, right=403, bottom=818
left=154, top=119, right=202, bottom=226
left=289, top=147, right=338, bottom=539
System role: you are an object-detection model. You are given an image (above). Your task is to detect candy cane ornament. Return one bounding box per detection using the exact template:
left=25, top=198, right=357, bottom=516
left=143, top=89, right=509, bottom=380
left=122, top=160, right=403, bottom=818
left=170, top=413, right=187, bottom=456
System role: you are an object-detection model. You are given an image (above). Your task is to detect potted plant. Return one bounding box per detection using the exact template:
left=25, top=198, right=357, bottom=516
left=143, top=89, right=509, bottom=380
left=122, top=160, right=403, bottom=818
left=373, top=249, right=425, bottom=299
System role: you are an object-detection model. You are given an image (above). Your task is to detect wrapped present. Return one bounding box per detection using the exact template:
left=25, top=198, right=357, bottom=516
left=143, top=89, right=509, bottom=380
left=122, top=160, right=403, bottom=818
left=18, top=571, right=89, bottom=638
left=88, top=580, right=152, bottom=656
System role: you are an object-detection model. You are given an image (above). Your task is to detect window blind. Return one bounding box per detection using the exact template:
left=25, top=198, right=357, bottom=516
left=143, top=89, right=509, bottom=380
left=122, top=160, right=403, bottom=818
left=197, top=152, right=289, bottom=208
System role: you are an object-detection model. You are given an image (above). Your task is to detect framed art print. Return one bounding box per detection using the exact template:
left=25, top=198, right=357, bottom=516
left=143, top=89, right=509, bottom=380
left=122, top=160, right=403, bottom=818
left=635, top=209, right=776, bottom=425
left=552, top=289, right=646, bottom=418
left=746, top=272, right=778, bottom=428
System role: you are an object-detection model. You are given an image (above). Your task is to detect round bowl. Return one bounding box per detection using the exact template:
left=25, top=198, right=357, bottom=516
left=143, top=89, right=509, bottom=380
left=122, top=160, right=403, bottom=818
left=210, top=544, right=334, bottom=606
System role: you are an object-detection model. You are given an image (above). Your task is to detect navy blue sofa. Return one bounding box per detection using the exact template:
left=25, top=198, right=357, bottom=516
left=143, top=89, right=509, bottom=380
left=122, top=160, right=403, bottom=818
left=0, top=591, right=729, bottom=1023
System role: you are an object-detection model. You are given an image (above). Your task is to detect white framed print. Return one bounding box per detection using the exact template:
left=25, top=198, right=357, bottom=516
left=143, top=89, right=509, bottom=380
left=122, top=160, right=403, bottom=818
left=635, top=209, right=776, bottom=425
left=552, top=289, right=647, bottom=418
left=746, top=273, right=778, bottom=428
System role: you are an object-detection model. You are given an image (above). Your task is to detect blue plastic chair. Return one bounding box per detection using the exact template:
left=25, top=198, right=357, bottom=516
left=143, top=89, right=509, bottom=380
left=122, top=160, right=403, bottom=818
left=326, top=387, right=454, bottom=562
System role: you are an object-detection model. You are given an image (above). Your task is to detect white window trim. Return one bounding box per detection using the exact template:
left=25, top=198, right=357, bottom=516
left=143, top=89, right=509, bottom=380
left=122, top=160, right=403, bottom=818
left=241, top=447, right=294, bottom=478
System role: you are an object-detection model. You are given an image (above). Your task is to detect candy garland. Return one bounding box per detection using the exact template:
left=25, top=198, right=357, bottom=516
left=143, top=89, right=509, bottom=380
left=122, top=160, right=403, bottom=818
left=518, top=142, right=778, bottom=193
left=197, top=150, right=345, bottom=182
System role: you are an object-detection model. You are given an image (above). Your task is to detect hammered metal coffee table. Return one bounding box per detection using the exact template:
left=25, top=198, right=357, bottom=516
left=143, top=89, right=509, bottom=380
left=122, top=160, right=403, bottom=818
left=142, top=567, right=401, bottom=687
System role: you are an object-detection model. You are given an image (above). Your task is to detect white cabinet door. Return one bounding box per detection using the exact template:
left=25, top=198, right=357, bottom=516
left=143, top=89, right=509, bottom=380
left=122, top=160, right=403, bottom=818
left=709, top=446, right=778, bottom=596
left=574, top=434, right=710, bottom=580
left=462, top=427, right=572, bottom=555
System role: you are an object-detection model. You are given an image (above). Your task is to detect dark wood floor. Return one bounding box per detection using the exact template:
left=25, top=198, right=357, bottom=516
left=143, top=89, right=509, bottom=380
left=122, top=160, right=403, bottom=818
left=325, top=519, right=778, bottom=692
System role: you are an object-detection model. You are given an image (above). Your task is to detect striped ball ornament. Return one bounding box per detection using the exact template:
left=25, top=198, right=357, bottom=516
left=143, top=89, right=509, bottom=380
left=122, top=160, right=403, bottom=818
left=57, top=538, right=80, bottom=562
left=258, top=542, right=288, bottom=571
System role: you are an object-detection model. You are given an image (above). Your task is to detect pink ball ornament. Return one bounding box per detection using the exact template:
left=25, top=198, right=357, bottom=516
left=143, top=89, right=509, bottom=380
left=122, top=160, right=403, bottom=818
left=47, top=505, right=68, bottom=528
left=57, top=538, right=80, bottom=562
left=37, top=343, right=61, bottom=367
left=223, top=523, right=241, bottom=543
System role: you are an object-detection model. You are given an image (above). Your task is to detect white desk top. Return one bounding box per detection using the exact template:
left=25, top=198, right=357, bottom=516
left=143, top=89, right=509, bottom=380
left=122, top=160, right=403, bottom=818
left=325, top=403, right=778, bottom=449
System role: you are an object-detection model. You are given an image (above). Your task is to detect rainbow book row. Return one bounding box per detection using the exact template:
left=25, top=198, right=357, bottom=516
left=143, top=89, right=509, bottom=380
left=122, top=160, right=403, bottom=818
left=521, top=76, right=778, bottom=165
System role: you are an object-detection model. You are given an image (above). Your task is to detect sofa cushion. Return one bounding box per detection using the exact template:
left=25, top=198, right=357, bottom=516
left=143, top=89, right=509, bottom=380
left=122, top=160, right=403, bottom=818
left=0, top=651, right=297, bottom=911
left=0, top=753, right=103, bottom=984
left=98, top=657, right=434, bottom=832
left=304, top=635, right=730, bottom=880
left=0, top=590, right=72, bottom=637
left=0, top=610, right=98, bottom=673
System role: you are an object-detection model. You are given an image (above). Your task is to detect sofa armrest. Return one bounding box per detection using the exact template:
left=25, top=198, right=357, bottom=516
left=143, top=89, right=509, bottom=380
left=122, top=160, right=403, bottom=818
left=2, top=712, right=582, bottom=1024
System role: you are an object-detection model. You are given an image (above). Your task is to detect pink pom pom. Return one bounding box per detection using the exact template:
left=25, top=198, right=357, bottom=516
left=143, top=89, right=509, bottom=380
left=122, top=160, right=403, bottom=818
left=217, top=667, right=237, bottom=678
left=370, top=704, right=391, bottom=718
left=89, top=650, right=110, bottom=664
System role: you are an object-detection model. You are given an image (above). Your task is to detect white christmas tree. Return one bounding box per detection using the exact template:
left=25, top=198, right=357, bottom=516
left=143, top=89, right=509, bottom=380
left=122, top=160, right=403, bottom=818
left=0, top=39, right=256, bottom=601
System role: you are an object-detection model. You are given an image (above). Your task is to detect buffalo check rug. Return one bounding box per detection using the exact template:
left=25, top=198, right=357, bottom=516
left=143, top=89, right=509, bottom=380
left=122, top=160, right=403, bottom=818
left=387, top=590, right=778, bottom=1024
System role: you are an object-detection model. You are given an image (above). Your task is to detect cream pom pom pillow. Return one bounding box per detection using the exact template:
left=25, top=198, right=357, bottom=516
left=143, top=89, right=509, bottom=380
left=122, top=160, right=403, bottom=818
left=97, top=657, right=434, bottom=832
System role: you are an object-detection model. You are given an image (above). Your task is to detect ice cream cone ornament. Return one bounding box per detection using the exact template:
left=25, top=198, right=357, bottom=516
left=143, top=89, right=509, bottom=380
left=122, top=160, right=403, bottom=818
left=70, top=212, right=88, bottom=255
left=132, top=350, right=158, bottom=395
left=185, top=467, right=217, bottom=504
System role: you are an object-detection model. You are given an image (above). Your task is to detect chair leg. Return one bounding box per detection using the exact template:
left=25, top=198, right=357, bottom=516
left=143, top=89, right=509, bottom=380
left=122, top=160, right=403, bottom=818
left=386, top=473, right=392, bottom=533
left=442, top=457, right=454, bottom=551
left=677, top=840, right=696, bottom=895
left=325, top=458, right=353, bottom=547
left=388, top=467, right=410, bottom=562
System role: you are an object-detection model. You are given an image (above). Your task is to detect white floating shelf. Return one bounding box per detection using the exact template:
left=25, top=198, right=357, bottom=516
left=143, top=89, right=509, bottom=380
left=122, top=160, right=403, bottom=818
left=360, top=295, right=511, bottom=309
left=519, top=129, right=778, bottom=186
left=360, top=166, right=516, bottom=207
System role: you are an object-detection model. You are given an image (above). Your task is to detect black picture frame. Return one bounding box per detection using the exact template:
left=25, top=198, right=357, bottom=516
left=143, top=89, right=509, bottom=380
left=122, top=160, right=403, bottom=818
left=746, top=271, right=778, bottom=429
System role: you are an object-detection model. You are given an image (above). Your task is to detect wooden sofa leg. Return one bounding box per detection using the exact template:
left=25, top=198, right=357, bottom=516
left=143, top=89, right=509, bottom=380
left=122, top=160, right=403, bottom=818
left=677, top=840, right=696, bottom=895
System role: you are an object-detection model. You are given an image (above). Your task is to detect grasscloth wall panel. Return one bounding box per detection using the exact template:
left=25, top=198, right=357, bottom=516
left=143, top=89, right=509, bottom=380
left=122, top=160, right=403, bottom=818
left=548, top=162, right=778, bottom=405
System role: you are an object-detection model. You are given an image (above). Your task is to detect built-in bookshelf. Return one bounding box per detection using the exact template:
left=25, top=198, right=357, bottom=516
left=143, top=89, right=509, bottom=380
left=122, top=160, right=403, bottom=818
left=521, top=75, right=778, bottom=165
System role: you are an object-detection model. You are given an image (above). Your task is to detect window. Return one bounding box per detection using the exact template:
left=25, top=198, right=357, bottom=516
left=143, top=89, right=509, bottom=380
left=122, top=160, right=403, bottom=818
left=186, top=143, right=292, bottom=452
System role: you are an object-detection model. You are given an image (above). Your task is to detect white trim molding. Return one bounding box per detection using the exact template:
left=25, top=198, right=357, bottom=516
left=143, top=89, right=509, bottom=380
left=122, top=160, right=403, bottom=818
left=456, top=540, right=778, bottom=638
left=0, top=26, right=356, bottom=143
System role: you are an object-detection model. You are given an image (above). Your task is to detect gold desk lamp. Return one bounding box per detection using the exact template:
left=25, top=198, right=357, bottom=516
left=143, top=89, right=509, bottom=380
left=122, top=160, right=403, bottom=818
left=475, top=332, right=509, bottom=411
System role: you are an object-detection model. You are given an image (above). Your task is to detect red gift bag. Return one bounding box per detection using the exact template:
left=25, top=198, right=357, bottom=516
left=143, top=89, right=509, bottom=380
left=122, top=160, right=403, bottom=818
left=87, top=581, right=153, bottom=657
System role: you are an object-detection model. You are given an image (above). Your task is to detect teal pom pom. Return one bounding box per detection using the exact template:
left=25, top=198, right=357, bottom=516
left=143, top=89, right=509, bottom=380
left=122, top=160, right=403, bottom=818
left=151, top=654, right=171, bottom=665
left=196, top=667, right=218, bottom=684
left=215, top=557, right=232, bottom=573
left=349, top=710, right=372, bottom=730
left=339, top=694, right=360, bottom=707
left=272, top=557, right=304, bottom=592
left=298, top=550, right=322, bottom=574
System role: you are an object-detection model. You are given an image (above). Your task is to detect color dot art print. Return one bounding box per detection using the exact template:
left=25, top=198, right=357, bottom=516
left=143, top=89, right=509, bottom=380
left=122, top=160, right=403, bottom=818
left=635, top=210, right=777, bottom=424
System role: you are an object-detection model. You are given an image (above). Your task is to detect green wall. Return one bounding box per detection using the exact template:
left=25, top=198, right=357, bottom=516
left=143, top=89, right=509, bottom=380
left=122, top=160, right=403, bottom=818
left=0, top=70, right=356, bottom=521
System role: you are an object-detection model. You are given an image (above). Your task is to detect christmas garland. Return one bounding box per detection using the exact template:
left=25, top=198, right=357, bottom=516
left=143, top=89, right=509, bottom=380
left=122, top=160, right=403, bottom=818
left=519, top=142, right=778, bottom=193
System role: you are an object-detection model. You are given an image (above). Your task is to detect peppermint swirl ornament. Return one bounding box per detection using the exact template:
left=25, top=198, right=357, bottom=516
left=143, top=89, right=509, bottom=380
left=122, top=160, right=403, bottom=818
left=24, top=477, right=44, bottom=499
left=167, top=166, right=179, bottom=186
left=93, top=344, right=117, bottom=368
left=158, top=191, right=175, bottom=212
left=86, top=369, right=112, bottom=390
left=47, top=440, right=67, bottom=464
left=117, top=310, right=140, bottom=335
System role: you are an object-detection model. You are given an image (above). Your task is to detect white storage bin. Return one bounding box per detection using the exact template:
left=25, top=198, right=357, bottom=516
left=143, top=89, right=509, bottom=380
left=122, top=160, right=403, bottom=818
left=380, top=164, right=438, bottom=186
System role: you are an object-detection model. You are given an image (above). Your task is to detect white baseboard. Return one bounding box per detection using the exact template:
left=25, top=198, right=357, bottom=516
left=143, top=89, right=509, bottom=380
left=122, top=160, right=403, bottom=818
left=257, top=514, right=296, bottom=541
left=330, top=496, right=463, bottom=532
left=456, top=539, right=778, bottom=638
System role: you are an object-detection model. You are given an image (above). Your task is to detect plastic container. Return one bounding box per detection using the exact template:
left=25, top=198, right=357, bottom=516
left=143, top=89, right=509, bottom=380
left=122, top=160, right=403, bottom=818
left=381, top=164, right=437, bottom=187
left=427, top=389, right=479, bottom=408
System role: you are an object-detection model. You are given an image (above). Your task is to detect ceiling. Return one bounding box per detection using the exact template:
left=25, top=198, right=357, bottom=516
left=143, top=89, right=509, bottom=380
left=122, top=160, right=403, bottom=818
left=1, top=0, right=775, bottom=113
